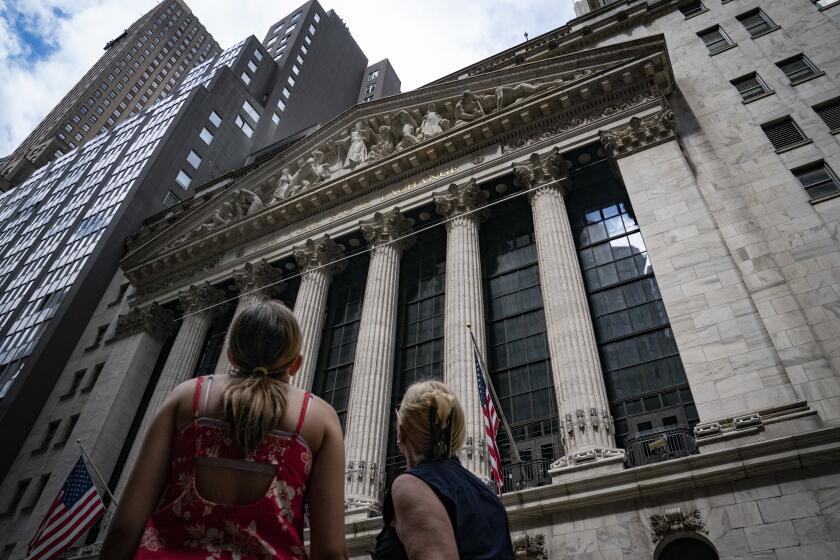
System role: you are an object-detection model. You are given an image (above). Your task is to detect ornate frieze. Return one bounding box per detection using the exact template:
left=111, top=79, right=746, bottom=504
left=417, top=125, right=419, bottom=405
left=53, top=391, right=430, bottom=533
left=512, top=534, right=548, bottom=560
left=599, top=108, right=676, bottom=159
left=112, top=303, right=176, bottom=341
left=359, top=207, right=414, bottom=251
left=649, top=507, right=708, bottom=543
left=232, top=259, right=285, bottom=299
left=178, top=282, right=227, bottom=317
left=501, top=93, right=657, bottom=154
left=433, top=178, right=490, bottom=223
left=550, top=447, right=624, bottom=469
left=292, top=235, right=347, bottom=277
left=135, top=255, right=222, bottom=298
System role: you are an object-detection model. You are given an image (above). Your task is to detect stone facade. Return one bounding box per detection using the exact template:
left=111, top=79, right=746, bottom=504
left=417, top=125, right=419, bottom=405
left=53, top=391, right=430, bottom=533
left=1, top=1, right=839, bottom=558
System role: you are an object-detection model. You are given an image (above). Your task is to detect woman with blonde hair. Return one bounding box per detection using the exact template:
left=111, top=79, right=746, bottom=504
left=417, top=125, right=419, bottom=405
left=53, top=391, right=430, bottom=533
left=374, top=380, right=514, bottom=559
left=102, top=300, right=347, bottom=560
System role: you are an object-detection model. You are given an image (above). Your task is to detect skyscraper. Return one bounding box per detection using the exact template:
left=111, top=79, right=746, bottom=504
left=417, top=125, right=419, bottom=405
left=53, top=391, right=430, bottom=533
left=0, top=0, right=222, bottom=191
left=358, top=59, right=402, bottom=104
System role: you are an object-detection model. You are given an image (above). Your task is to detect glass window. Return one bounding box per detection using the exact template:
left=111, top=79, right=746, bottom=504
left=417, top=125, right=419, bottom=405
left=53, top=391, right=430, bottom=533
left=253, top=50, right=263, bottom=62
left=287, top=75, right=295, bottom=87
left=175, top=169, right=192, bottom=188
left=678, top=1, right=705, bottom=17
left=277, top=98, right=286, bottom=111
left=731, top=72, right=771, bottom=101
left=272, top=112, right=280, bottom=124
left=698, top=26, right=734, bottom=54
left=241, top=72, right=251, bottom=85
left=761, top=117, right=807, bottom=151
left=309, top=24, right=316, bottom=34
left=301, top=44, right=308, bottom=55
left=314, top=12, right=320, bottom=23
left=247, top=60, right=257, bottom=73
left=296, top=54, right=304, bottom=65
left=814, top=98, right=840, bottom=132
left=208, top=111, right=221, bottom=127
left=291, top=11, right=301, bottom=22
left=737, top=8, right=777, bottom=37
left=777, top=54, right=821, bottom=83
left=199, top=127, right=213, bottom=144
left=368, top=70, right=379, bottom=81
left=365, top=83, right=375, bottom=94
left=241, top=100, right=260, bottom=123
left=292, top=64, right=300, bottom=75
left=234, top=115, right=253, bottom=137
left=186, top=150, right=201, bottom=169
left=282, top=87, right=291, bottom=99
left=793, top=162, right=840, bottom=200
left=304, top=35, right=311, bottom=45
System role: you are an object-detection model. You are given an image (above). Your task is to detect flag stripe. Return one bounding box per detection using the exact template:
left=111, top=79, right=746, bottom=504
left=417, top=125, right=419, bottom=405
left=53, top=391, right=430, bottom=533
left=27, top=457, right=105, bottom=560
left=474, top=351, right=504, bottom=495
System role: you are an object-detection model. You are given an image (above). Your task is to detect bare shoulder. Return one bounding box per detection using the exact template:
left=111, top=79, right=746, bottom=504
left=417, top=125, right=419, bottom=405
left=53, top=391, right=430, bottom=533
left=392, top=473, right=437, bottom=506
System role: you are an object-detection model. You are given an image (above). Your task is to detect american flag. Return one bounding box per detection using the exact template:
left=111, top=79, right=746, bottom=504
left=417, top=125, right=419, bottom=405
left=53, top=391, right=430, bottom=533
left=27, top=457, right=105, bottom=560
left=474, top=351, right=503, bottom=494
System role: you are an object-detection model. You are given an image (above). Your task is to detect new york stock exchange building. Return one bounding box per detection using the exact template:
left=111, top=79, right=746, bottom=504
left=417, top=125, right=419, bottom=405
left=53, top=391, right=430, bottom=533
left=21, top=1, right=840, bottom=558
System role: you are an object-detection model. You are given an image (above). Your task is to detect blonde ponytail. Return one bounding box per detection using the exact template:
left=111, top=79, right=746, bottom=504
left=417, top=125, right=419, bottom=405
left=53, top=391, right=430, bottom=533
left=223, top=300, right=302, bottom=452
left=398, top=380, right=466, bottom=462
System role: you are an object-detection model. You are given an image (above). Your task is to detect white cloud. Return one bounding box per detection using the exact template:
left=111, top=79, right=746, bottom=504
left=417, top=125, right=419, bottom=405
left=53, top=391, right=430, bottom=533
left=0, top=0, right=574, bottom=155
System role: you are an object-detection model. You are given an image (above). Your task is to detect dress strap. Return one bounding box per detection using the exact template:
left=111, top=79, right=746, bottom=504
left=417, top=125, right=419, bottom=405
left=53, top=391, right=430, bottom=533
left=192, top=376, right=204, bottom=418
left=295, top=392, right=313, bottom=435
left=201, top=375, right=214, bottom=417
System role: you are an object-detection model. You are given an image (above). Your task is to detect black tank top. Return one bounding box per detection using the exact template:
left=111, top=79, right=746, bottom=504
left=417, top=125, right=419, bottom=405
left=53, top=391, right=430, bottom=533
left=374, top=458, right=514, bottom=560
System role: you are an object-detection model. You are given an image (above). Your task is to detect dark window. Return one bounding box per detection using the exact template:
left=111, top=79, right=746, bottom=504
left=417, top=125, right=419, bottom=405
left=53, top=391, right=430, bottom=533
left=34, top=420, right=60, bottom=453
left=193, top=304, right=235, bottom=377
left=385, top=227, right=446, bottom=485
left=731, top=73, right=771, bottom=101
left=315, top=256, right=368, bottom=430
left=567, top=156, right=696, bottom=448
left=814, top=98, right=840, bottom=132
left=81, top=362, right=105, bottom=393
left=91, top=324, right=108, bottom=348
left=698, top=26, right=734, bottom=54
left=54, top=414, right=79, bottom=448
left=481, top=198, right=561, bottom=467
left=679, top=1, right=706, bottom=17
left=777, top=54, right=821, bottom=84
left=737, top=8, right=777, bottom=37
left=22, top=474, right=50, bottom=511
left=2, top=479, right=30, bottom=515
left=60, top=369, right=86, bottom=399
left=660, top=537, right=719, bottom=560
left=761, top=117, right=808, bottom=151
left=793, top=162, right=840, bottom=200
left=109, top=283, right=129, bottom=306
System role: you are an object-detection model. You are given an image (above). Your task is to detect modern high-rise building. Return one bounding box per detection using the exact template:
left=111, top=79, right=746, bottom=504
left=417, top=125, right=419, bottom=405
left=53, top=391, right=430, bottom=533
left=0, top=0, right=222, bottom=191
left=358, top=58, right=402, bottom=104
left=6, top=0, right=840, bottom=559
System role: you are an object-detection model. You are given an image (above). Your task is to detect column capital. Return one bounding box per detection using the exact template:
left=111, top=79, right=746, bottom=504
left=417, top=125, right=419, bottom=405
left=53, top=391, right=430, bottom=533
left=293, top=235, right=347, bottom=277
left=599, top=108, right=676, bottom=159
left=360, top=207, right=415, bottom=251
left=179, top=282, right=227, bottom=316
left=233, top=259, right=285, bottom=300
left=513, top=146, right=570, bottom=197
left=433, top=178, right=489, bottom=222
left=112, top=303, right=176, bottom=342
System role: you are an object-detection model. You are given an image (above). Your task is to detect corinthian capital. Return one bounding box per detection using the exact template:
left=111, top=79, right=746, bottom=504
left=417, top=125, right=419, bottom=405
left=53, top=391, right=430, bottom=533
left=599, top=108, right=676, bottom=159
left=179, top=282, right=227, bottom=316
left=512, top=147, right=569, bottom=188
left=293, top=235, right=347, bottom=276
left=433, top=178, right=489, bottom=221
left=113, top=303, right=176, bottom=341
left=233, top=259, right=285, bottom=299
left=360, top=207, right=415, bottom=251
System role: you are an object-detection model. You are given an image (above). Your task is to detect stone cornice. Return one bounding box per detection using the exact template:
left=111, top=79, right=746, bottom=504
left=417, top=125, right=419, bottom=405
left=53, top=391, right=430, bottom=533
left=599, top=107, right=676, bottom=159
left=336, top=426, right=840, bottom=553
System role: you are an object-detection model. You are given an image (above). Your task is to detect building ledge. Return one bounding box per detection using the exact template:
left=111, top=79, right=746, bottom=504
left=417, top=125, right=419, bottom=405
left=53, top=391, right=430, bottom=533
left=749, top=25, right=780, bottom=40
left=775, top=138, right=813, bottom=154
left=790, top=71, right=826, bottom=86
left=709, top=43, right=738, bottom=57
left=810, top=190, right=840, bottom=205
left=742, top=90, right=775, bottom=104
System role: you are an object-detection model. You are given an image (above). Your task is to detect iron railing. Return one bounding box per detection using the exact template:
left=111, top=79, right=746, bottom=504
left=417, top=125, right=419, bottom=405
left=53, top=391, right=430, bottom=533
left=501, top=458, right=553, bottom=493
left=624, top=426, right=698, bottom=468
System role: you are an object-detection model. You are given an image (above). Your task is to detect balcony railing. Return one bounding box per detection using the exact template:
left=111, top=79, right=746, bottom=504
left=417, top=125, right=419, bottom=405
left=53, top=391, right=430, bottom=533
left=624, top=426, right=698, bottom=468
left=501, top=458, right=553, bottom=493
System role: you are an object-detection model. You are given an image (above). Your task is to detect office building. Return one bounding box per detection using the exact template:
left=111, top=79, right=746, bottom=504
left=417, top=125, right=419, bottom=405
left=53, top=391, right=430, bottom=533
left=0, top=0, right=222, bottom=191
left=358, top=59, right=402, bottom=103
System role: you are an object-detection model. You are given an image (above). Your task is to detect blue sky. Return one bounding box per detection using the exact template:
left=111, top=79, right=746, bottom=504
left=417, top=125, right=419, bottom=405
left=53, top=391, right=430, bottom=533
left=0, top=0, right=574, bottom=156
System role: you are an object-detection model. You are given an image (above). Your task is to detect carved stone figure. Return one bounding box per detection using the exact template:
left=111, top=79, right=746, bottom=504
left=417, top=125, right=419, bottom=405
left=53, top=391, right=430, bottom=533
left=271, top=167, right=294, bottom=202
left=418, top=103, right=450, bottom=140
left=333, top=121, right=372, bottom=168
left=495, top=79, right=564, bottom=110
left=369, top=125, right=396, bottom=160
left=288, top=150, right=330, bottom=195
left=192, top=201, right=236, bottom=237
left=231, top=188, right=264, bottom=217
left=453, top=90, right=485, bottom=126
left=392, top=110, right=420, bottom=151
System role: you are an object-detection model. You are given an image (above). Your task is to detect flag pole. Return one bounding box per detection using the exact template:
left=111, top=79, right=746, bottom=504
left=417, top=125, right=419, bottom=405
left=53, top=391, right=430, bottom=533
left=466, top=323, right=522, bottom=464
left=76, top=440, right=118, bottom=509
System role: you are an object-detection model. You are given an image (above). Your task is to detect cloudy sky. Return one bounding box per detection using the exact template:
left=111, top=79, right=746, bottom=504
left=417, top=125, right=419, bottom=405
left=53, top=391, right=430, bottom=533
left=0, top=0, right=574, bottom=156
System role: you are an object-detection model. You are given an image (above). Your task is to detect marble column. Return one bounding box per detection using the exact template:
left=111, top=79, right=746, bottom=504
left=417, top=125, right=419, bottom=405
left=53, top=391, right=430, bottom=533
left=115, top=282, right=225, bottom=498
left=344, top=208, right=414, bottom=514
left=291, top=235, right=346, bottom=391
left=213, top=259, right=285, bottom=376
left=514, top=148, right=621, bottom=466
left=434, top=179, right=491, bottom=478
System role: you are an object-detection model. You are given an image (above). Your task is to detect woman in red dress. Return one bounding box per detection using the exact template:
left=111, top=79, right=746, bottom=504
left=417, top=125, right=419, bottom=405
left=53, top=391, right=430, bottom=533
left=102, top=300, right=347, bottom=560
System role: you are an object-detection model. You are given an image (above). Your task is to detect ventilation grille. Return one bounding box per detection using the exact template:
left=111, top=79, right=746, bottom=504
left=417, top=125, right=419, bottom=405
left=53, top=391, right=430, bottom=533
left=816, top=101, right=840, bottom=131
left=762, top=118, right=806, bottom=150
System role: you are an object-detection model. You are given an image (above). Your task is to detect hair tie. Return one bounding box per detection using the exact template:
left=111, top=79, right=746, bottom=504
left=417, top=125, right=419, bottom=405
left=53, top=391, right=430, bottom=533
left=252, top=366, right=269, bottom=376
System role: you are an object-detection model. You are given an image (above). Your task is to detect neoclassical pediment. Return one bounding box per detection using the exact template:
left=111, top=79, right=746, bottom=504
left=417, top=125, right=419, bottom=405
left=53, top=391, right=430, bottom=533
left=122, top=35, right=675, bottom=296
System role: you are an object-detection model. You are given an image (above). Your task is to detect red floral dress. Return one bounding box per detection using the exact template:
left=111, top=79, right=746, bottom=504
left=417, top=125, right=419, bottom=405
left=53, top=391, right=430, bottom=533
left=135, top=376, right=314, bottom=559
